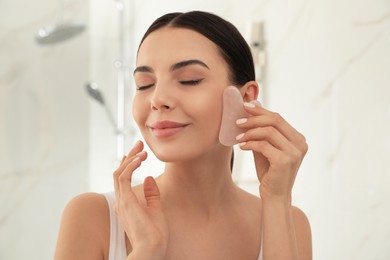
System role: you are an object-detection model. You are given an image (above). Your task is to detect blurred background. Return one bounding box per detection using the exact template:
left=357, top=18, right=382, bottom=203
left=0, top=0, right=389, bottom=259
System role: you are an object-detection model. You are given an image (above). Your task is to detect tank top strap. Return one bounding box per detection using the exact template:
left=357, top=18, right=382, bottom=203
left=103, top=192, right=128, bottom=260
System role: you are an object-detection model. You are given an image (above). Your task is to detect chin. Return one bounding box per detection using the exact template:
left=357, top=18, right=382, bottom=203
left=142, top=129, right=222, bottom=162
left=150, top=145, right=194, bottom=163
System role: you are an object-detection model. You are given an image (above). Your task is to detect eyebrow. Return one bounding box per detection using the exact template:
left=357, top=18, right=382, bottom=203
left=133, top=59, right=209, bottom=75
left=170, top=59, right=209, bottom=71
left=133, top=66, right=153, bottom=75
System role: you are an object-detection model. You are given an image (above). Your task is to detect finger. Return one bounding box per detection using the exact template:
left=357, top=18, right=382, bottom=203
left=240, top=136, right=303, bottom=173
left=114, top=155, right=127, bottom=193
left=114, top=140, right=144, bottom=183
left=239, top=105, right=307, bottom=152
left=237, top=125, right=303, bottom=167
left=131, top=140, right=143, bottom=152
left=113, top=140, right=145, bottom=201
left=236, top=126, right=296, bottom=154
left=124, top=140, right=144, bottom=163
left=114, top=153, right=146, bottom=208
left=239, top=140, right=282, bottom=165
left=143, top=176, right=161, bottom=209
left=240, top=104, right=296, bottom=137
left=118, top=151, right=148, bottom=193
left=113, top=151, right=148, bottom=218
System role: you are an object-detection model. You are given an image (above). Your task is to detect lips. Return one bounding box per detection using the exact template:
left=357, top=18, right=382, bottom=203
left=148, top=121, right=189, bottom=138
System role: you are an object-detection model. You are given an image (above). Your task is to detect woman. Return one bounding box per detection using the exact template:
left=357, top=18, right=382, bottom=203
left=54, top=11, right=312, bottom=260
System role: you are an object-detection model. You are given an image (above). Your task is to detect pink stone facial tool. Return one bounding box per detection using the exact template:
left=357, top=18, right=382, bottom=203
left=219, top=86, right=250, bottom=146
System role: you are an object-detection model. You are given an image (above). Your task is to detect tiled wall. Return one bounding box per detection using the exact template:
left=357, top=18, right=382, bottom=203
left=1, top=0, right=389, bottom=259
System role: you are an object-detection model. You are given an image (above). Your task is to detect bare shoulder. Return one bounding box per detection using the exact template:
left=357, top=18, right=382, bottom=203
left=236, top=187, right=262, bottom=205
left=54, top=192, right=110, bottom=260
left=292, top=206, right=312, bottom=260
left=291, top=206, right=310, bottom=227
left=61, top=193, right=110, bottom=230
left=67, top=192, right=109, bottom=215
left=234, top=187, right=262, bottom=219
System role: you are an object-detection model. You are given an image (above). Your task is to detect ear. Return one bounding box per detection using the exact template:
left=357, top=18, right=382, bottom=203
left=239, top=81, right=259, bottom=102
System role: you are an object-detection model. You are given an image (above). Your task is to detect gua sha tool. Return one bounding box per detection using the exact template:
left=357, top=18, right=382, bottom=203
left=219, top=86, right=250, bottom=146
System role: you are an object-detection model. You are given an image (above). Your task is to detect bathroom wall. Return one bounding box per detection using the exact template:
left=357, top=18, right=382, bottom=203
left=89, top=0, right=390, bottom=259
left=0, top=0, right=89, bottom=259
left=0, top=0, right=389, bottom=259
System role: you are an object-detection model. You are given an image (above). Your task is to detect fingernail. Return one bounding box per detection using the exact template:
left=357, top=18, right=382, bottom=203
left=239, top=142, right=247, bottom=147
left=236, top=118, right=247, bottom=125
left=236, top=133, right=245, bottom=140
left=136, top=151, right=146, bottom=157
left=244, top=102, right=255, bottom=108
left=251, top=100, right=262, bottom=107
left=132, top=156, right=140, bottom=162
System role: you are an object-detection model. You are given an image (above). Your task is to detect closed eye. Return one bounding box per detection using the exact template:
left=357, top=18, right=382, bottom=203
left=136, top=83, right=154, bottom=91
left=179, top=79, right=204, bottom=86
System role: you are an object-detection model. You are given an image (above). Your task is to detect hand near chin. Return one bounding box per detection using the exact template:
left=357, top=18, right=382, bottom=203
left=236, top=102, right=308, bottom=201
left=113, top=141, right=169, bottom=259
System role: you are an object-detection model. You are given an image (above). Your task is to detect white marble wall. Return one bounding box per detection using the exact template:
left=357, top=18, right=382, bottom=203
left=89, top=0, right=390, bottom=259
left=0, top=0, right=89, bottom=259
left=1, top=0, right=389, bottom=259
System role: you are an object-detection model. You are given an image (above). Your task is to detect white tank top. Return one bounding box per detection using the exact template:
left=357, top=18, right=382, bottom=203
left=104, top=192, right=127, bottom=260
left=103, top=192, right=262, bottom=260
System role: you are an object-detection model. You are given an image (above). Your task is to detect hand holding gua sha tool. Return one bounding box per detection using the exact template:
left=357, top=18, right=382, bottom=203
left=219, top=86, right=251, bottom=146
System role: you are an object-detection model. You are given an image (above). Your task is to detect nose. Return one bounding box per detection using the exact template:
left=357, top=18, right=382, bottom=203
left=150, top=84, right=176, bottom=111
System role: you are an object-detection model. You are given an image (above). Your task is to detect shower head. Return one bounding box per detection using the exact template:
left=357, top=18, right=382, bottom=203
left=85, top=82, right=105, bottom=105
left=35, top=0, right=86, bottom=45
left=35, top=23, right=85, bottom=45
left=85, top=82, right=118, bottom=132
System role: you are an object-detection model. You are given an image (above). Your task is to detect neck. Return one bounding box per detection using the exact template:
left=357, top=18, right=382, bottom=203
left=156, top=146, right=237, bottom=219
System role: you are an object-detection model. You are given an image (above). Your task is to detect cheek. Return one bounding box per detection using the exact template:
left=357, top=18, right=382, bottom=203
left=192, top=91, right=223, bottom=128
left=132, top=96, right=146, bottom=127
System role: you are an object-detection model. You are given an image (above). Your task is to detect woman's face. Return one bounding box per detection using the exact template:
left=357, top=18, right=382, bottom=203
left=133, top=27, right=231, bottom=162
